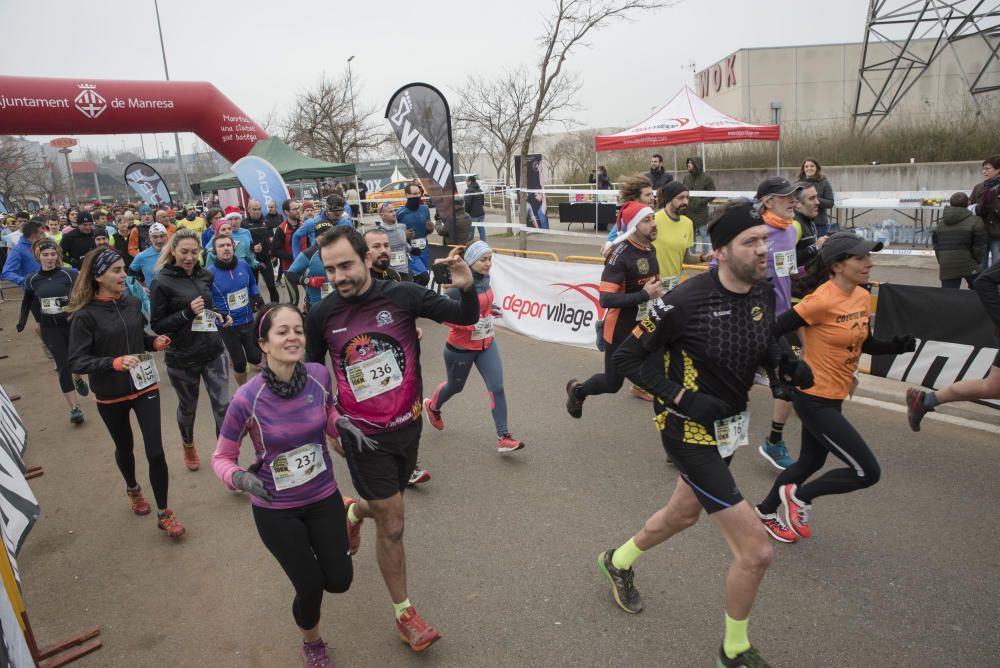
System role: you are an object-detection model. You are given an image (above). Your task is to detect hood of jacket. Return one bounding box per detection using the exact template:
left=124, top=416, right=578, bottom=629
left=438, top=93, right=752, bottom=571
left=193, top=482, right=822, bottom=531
left=686, top=156, right=703, bottom=175
left=942, top=206, right=975, bottom=227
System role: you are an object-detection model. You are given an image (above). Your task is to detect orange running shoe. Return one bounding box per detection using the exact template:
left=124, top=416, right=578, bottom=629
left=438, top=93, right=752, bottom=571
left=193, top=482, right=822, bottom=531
left=423, top=398, right=444, bottom=430
left=780, top=483, right=812, bottom=539
left=497, top=433, right=525, bottom=454
left=182, top=443, right=200, bottom=471
left=127, top=486, right=151, bottom=516
left=395, top=607, right=441, bottom=652
left=343, top=495, right=362, bottom=556
left=156, top=509, right=186, bottom=538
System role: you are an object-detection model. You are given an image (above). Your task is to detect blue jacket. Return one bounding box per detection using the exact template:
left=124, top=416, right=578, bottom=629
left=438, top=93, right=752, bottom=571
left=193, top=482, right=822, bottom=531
left=396, top=205, right=431, bottom=268
left=207, top=258, right=259, bottom=326
left=291, top=213, right=352, bottom=259
left=2, top=237, right=41, bottom=287
left=204, top=229, right=260, bottom=269
left=129, top=246, right=162, bottom=284
left=286, top=245, right=328, bottom=306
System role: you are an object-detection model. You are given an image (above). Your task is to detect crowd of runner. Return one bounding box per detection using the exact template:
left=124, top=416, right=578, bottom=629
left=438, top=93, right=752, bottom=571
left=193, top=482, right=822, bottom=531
left=2, top=168, right=998, bottom=667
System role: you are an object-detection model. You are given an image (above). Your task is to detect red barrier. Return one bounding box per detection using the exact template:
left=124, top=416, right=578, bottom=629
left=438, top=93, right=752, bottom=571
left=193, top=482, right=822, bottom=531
left=0, top=75, right=267, bottom=163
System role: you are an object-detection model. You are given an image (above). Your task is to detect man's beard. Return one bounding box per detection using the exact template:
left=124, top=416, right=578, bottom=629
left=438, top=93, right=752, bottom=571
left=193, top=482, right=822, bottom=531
left=372, top=253, right=390, bottom=271
left=730, top=254, right=767, bottom=285
left=675, top=205, right=689, bottom=215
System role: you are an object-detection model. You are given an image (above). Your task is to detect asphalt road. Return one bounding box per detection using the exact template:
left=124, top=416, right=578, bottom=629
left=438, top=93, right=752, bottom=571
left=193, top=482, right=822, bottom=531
left=3, top=286, right=996, bottom=667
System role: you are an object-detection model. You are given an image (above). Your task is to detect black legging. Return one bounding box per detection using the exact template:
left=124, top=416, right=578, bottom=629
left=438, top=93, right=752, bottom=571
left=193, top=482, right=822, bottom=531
left=758, top=391, right=881, bottom=514
left=577, top=339, right=625, bottom=398
left=220, top=323, right=262, bottom=373
left=40, top=325, right=74, bottom=393
left=252, top=491, right=353, bottom=630
left=95, top=390, right=170, bottom=510
left=253, top=257, right=280, bottom=303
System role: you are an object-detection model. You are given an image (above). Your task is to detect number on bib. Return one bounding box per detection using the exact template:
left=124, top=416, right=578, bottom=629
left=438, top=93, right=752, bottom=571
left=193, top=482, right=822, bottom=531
left=471, top=315, right=494, bottom=340
left=714, top=411, right=750, bottom=458
left=227, top=288, right=249, bottom=310
left=191, top=311, right=218, bottom=332
left=346, top=350, right=403, bottom=401
left=129, top=352, right=160, bottom=391
left=390, top=251, right=407, bottom=267
left=773, top=250, right=797, bottom=277
left=40, top=297, right=65, bottom=315
left=269, top=443, right=327, bottom=491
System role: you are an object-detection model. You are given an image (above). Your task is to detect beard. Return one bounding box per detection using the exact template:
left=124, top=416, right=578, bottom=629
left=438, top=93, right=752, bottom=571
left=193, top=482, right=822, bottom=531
left=335, top=273, right=368, bottom=298
left=372, top=252, right=390, bottom=271
left=730, top=253, right=768, bottom=285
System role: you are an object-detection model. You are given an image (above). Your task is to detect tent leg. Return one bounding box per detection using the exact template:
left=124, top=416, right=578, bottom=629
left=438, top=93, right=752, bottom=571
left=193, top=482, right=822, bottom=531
left=700, top=142, right=706, bottom=172
left=776, top=139, right=781, bottom=176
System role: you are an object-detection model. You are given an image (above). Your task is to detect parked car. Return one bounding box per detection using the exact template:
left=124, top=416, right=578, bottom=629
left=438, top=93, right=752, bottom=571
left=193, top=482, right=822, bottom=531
left=364, top=178, right=427, bottom=212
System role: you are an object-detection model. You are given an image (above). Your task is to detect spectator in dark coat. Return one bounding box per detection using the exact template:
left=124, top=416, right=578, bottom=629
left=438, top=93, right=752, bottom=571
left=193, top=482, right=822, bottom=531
left=970, top=153, right=1000, bottom=269
left=681, top=156, right=715, bottom=229
left=465, top=176, right=486, bottom=242
left=933, top=192, right=986, bottom=288
left=798, top=157, right=836, bottom=236
left=646, top=154, right=673, bottom=191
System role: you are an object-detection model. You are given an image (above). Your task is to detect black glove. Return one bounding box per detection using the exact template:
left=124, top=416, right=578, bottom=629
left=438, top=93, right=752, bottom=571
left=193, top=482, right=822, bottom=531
left=891, top=335, right=917, bottom=353
left=676, top=390, right=732, bottom=425
left=232, top=469, right=273, bottom=502
left=766, top=367, right=796, bottom=401
left=778, top=351, right=814, bottom=389
left=251, top=295, right=265, bottom=312
left=15, top=322, right=25, bottom=333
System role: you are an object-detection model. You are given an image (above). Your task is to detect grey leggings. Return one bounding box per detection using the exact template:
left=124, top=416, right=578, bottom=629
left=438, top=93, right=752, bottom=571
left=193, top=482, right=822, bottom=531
left=431, top=343, right=508, bottom=436
left=166, top=353, right=230, bottom=445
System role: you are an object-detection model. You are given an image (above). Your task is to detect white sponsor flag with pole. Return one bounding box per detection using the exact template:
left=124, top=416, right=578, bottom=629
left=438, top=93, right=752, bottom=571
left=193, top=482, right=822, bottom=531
left=490, top=254, right=604, bottom=350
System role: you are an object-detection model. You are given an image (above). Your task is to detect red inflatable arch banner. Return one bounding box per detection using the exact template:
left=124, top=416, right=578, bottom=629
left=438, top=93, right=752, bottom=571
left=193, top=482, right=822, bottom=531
left=0, top=75, right=267, bottom=163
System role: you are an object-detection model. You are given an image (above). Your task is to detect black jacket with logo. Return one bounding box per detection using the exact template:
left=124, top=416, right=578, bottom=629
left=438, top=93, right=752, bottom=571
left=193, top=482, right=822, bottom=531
left=60, top=228, right=97, bottom=268
left=150, top=263, right=225, bottom=369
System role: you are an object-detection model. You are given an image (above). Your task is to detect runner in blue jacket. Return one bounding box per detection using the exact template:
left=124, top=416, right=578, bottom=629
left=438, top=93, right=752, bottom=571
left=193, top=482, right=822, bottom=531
left=207, top=234, right=262, bottom=385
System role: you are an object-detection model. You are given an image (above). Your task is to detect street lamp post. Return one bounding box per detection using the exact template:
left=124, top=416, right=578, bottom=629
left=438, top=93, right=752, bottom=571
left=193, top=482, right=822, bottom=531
left=153, top=0, right=191, bottom=201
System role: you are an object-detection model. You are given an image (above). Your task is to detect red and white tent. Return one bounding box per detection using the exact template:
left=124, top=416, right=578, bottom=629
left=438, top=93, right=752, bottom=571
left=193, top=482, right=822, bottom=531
left=595, top=85, right=780, bottom=152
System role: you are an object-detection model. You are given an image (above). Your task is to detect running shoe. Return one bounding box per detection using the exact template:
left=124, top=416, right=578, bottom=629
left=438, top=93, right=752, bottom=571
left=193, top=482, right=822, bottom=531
left=755, top=507, right=796, bottom=543
left=423, top=398, right=444, bottom=431
left=74, top=377, right=89, bottom=397
left=395, top=607, right=441, bottom=652
left=127, top=486, right=151, bottom=516
left=716, top=645, right=772, bottom=668
left=69, top=406, right=84, bottom=425
left=156, top=509, right=185, bottom=538
left=597, top=549, right=642, bottom=614
left=182, top=444, right=200, bottom=472
left=497, top=433, right=525, bottom=454
left=300, top=638, right=332, bottom=668
left=565, top=379, right=584, bottom=419
left=629, top=385, right=654, bottom=401
left=905, top=387, right=931, bottom=432
left=779, top=483, right=812, bottom=539
left=758, top=440, right=793, bottom=470
left=343, top=495, right=362, bottom=556
left=408, top=468, right=431, bottom=486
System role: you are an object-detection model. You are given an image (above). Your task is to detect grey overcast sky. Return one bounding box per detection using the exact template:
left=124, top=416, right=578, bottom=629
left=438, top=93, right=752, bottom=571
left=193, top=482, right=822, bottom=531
left=2, top=0, right=870, bottom=160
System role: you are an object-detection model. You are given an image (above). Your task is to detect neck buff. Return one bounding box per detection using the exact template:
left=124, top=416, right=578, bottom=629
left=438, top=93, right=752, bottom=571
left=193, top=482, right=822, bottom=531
left=762, top=209, right=792, bottom=231
left=261, top=361, right=307, bottom=398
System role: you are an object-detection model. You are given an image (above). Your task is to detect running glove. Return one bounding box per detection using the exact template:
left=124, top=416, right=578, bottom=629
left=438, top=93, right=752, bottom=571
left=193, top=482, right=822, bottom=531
left=767, top=367, right=796, bottom=401
left=891, top=335, right=917, bottom=353
left=778, top=352, right=814, bottom=389
left=305, top=276, right=327, bottom=288
left=153, top=335, right=170, bottom=351
left=335, top=416, right=378, bottom=453
left=232, top=470, right=273, bottom=502
left=676, top=390, right=732, bottom=425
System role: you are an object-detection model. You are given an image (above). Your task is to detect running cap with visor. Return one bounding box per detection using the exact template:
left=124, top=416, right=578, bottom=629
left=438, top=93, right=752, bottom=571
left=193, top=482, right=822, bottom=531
left=755, top=176, right=802, bottom=200
left=819, top=231, right=883, bottom=263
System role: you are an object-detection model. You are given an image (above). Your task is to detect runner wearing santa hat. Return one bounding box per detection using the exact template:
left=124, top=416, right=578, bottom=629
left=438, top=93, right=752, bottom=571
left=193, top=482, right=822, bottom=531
left=566, top=201, right=663, bottom=418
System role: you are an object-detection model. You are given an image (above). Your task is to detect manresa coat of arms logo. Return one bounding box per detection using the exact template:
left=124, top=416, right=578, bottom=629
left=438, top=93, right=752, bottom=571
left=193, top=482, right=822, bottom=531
left=74, top=84, right=107, bottom=119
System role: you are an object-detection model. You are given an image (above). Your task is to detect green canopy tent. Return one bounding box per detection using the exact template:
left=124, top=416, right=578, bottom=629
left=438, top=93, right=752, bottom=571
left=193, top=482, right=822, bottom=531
left=195, top=137, right=355, bottom=192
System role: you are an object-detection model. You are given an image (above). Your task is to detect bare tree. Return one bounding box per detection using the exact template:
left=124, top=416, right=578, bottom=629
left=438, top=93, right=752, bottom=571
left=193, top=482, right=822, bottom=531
left=516, top=0, right=671, bottom=245
left=0, top=138, right=34, bottom=203
left=453, top=121, right=487, bottom=174
left=283, top=74, right=386, bottom=163
left=20, top=162, right=65, bottom=207
left=548, top=129, right=600, bottom=182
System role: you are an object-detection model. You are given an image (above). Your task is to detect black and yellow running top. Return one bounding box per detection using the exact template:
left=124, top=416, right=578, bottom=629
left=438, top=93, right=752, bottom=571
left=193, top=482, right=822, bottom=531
left=599, top=237, right=660, bottom=345
left=613, top=269, right=781, bottom=446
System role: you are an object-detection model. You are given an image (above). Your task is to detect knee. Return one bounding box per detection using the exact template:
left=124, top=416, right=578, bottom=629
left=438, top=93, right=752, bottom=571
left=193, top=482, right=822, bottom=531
left=860, top=461, right=881, bottom=488
left=672, top=508, right=701, bottom=531
left=740, top=539, right=774, bottom=574
left=325, top=564, right=353, bottom=594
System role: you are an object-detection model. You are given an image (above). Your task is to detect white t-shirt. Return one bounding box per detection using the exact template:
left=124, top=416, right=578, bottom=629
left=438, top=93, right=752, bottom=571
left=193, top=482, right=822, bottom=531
left=6, top=230, right=22, bottom=249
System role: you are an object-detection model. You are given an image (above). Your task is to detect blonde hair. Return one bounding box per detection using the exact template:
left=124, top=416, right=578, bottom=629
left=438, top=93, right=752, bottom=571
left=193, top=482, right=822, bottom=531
left=154, top=227, right=200, bottom=271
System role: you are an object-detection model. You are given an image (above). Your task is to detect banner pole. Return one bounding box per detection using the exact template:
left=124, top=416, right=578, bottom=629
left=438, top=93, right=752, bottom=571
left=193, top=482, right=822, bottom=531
left=593, top=151, right=598, bottom=232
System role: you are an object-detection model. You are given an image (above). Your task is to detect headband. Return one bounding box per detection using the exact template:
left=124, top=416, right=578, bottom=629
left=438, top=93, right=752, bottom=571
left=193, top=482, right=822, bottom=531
left=258, top=305, right=278, bottom=339
left=92, top=248, right=122, bottom=277
left=708, top=202, right=763, bottom=250
left=35, top=239, right=58, bottom=255
left=464, top=240, right=492, bottom=266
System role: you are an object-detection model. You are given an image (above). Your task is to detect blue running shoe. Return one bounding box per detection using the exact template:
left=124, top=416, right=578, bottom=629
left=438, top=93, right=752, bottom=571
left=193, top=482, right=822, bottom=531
left=758, top=440, right=793, bottom=470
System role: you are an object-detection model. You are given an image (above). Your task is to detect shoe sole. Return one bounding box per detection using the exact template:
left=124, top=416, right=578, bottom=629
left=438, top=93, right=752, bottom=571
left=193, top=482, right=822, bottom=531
left=497, top=443, right=525, bottom=454
left=779, top=485, right=811, bottom=539
left=905, top=389, right=924, bottom=432
left=398, top=630, right=441, bottom=652
left=597, top=551, right=641, bottom=614
left=755, top=511, right=795, bottom=543
left=158, top=525, right=186, bottom=538
left=757, top=445, right=789, bottom=471
left=408, top=472, right=431, bottom=486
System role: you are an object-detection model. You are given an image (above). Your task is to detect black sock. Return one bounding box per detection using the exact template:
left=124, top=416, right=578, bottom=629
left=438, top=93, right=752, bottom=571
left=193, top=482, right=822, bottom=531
left=767, top=421, right=784, bottom=445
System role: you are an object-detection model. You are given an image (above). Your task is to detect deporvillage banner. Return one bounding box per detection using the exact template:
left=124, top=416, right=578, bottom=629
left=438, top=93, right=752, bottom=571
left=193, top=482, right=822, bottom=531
left=385, top=83, right=457, bottom=240
left=870, top=283, right=999, bottom=409
left=232, top=155, right=289, bottom=214
left=490, top=254, right=604, bottom=350
left=124, top=161, right=171, bottom=206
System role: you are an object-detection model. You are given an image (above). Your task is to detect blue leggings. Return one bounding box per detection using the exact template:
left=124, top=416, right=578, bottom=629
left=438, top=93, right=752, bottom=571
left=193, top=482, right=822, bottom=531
left=432, top=343, right=508, bottom=436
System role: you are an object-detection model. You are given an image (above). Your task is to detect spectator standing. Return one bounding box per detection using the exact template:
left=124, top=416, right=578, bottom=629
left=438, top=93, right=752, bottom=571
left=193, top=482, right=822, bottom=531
left=798, top=158, right=836, bottom=236
left=970, top=154, right=1000, bottom=268
left=465, top=175, right=486, bottom=242
left=681, top=157, right=716, bottom=230
left=932, top=192, right=986, bottom=288
left=345, top=183, right=361, bottom=221
left=596, top=166, right=611, bottom=191
left=646, top=154, right=673, bottom=191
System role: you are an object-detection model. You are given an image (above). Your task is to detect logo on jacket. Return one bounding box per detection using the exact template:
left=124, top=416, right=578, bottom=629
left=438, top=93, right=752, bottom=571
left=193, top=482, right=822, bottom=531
left=637, top=258, right=650, bottom=275
left=376, top=310, right=393, bottom=327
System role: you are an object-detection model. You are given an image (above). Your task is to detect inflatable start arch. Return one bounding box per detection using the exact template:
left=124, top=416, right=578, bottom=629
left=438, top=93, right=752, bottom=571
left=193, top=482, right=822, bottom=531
left=0, top=75, right=267, bottom=163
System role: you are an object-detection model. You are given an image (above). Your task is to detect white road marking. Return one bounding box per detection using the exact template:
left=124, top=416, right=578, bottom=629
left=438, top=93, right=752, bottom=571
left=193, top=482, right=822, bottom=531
left=847, top=396, right=1000, bottom=435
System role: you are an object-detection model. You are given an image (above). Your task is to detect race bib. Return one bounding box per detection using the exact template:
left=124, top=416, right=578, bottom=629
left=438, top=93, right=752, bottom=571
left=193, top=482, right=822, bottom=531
left=662, top=275, right=681, bottom=291
left=269, top=442, right=327, bottom=491
left=714, top=410, right=750, bottom=457
left=191, top=311, right=219, bottom=332
left=411, top=238, right=427, bottom=250
left=226, top=288, right=249, bottom=310
left=346, top=350, right=403, bottom=402
left=40, top=297, right=66, bottom=315
left=320, top=282, right=333, bottom=298
left=773, top=249, right=798, bottom=277
left=129, top=352, right=160, bottom=391
left=637, top=298, right=662, bottom=321
left=390, top=251, right=407, bottom=267
left=471, top=315, right=495, bottom=340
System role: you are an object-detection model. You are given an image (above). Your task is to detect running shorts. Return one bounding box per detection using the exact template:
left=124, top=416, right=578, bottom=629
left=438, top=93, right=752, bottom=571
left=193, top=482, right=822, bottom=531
left=661, top=434, right=742, bottom=514
left=342, top=421, right=421, bottom=501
